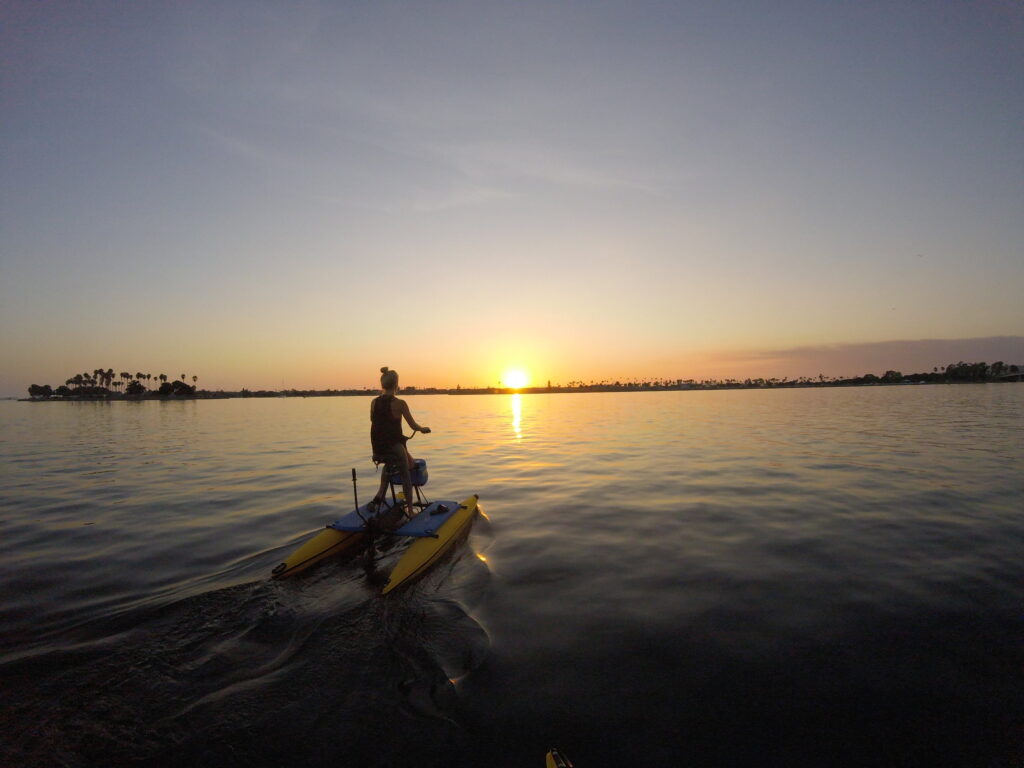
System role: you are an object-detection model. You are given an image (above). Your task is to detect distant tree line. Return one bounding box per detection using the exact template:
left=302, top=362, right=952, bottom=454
left=533, top=361, right=1019, bottom=391
left=825, top=360, right=1019, bottom=387
left=27, top=368, right=199, bottom=399
left=25, top=361, right=1020, bottom=400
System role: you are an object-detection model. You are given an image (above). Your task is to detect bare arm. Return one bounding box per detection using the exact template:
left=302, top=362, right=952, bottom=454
left=397, top=399, right=429, bottom=433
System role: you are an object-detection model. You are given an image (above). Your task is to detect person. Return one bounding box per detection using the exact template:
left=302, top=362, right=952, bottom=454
left=370, top=366, right=430, bottom=517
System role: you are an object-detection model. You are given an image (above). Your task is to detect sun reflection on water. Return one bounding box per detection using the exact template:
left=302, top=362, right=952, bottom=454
left=511, top=393, right=522, bottom=439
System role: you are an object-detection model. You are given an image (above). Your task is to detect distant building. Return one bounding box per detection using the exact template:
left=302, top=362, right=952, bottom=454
left=997, top=365, right=1024, bottom=382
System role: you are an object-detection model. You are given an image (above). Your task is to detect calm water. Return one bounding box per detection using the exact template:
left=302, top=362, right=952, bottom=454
left=1, top=387, right=1022, bottom=767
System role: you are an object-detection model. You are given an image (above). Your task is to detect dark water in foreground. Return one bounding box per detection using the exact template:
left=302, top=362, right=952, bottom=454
left=1, top=387, right=1022, bottom=767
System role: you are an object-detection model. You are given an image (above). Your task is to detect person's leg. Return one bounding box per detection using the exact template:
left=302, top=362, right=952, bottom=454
left=393, top=444, right=414, bottom=517
left=372, top=467, right=389, bottom=506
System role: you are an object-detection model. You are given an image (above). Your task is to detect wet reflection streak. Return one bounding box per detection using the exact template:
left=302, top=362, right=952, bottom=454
left=511, top=393, right=522, bottom=440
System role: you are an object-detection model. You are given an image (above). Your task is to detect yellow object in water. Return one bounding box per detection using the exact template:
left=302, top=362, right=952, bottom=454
left=271, top=502, right=404, bottom=579
left=271, top=527, right=363, bottom=579
left=381, top=494, right=480, bottom=594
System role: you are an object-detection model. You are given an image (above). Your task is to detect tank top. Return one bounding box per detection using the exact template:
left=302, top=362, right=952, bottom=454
left=370, top=394, right=405, bottom=455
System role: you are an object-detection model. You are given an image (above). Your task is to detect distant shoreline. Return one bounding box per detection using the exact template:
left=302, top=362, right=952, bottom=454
left=19, top=361, right=1024, bottom=402
left=18, top=378, right=1021, bottom=402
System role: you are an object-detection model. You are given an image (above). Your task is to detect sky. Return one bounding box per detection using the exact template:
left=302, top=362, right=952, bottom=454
left=2, top=0, right=1023, bottom=394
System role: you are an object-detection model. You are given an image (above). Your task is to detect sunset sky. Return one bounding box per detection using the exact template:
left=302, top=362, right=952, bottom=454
left=2, top=1, right=1023, bottom=395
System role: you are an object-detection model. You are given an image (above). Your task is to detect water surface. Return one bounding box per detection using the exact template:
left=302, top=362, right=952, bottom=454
left=1, top=387, right=1022, bottom=766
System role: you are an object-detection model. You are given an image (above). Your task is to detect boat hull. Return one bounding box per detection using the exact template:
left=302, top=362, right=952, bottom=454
left=271, top=502, right=404, bottom=579
left=382, top=494, right=480, bottom=594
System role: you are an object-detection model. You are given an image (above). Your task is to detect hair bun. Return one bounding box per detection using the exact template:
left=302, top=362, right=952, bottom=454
left=380, top=366, right=389, bottom=374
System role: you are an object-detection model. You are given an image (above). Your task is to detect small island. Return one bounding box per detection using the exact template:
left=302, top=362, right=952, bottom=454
left=26, top=369, right=199, bottom=401
left=22, top=361, right=1021, bottom=401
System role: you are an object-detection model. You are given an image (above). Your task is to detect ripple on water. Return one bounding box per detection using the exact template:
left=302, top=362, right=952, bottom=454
left=1, top=388, right=1023, bottom=766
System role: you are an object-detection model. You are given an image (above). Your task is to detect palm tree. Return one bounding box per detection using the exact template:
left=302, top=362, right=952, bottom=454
left=180, top=373, right=186, bottom=383
left=192, top=375, right=198, bottom=389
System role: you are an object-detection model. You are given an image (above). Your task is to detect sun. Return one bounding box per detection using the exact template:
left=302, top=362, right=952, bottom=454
left=502, top=369, right=529, bottom=389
